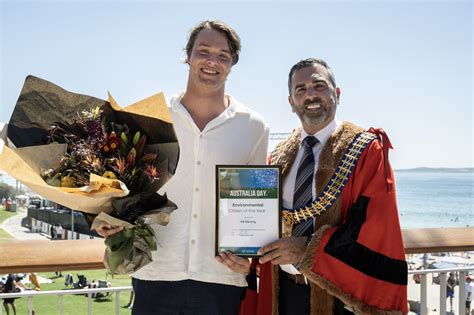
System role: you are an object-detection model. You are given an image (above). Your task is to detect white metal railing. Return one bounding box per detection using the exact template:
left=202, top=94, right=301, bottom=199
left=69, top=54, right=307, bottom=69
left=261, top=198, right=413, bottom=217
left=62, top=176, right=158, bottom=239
left=0, top=286, right=132, bottom=315
left=408, top=266, right=474, bottom=315
left=1, top=267, right=472, bottom=315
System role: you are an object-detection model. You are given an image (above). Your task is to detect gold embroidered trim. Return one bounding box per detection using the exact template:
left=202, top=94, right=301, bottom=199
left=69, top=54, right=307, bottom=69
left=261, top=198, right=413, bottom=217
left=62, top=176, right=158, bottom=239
left=282, top=131, right=377, bottom=226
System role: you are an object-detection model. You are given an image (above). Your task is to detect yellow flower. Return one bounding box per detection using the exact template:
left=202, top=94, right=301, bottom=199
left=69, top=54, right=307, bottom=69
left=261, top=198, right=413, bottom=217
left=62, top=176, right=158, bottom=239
left=60, top=176, right=75, bottom=187
left=102, top=171, right=117, bottom=179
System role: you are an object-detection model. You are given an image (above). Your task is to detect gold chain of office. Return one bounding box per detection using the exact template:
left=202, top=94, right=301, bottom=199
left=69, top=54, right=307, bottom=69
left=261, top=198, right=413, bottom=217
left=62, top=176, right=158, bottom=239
left=281, top=131, right=377, bottom=226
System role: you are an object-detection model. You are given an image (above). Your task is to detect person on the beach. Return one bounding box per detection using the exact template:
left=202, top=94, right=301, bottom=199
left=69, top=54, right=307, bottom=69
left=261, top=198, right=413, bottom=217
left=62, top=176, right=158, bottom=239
left=447, top=272, right=456, bottom=312
left=95, top=20, right=269, bottom=315
left=465, top=276, right=472, bottom=315
left=243, top=58, right=407, bottom=314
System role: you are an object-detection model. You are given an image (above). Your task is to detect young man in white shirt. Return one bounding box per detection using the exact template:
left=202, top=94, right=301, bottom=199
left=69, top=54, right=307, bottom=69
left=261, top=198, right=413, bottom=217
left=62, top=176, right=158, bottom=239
left=466, top=276, right=472, bottom=315
left=97, top=20, right=269, bottom=315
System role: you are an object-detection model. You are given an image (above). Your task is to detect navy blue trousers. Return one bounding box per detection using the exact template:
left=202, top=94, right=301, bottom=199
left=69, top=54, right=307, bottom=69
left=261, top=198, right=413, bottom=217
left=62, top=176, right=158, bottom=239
left=278, top=270, right=311, bottom=315
left=132, top=278, right=245, bottom=315
left=278, top=270, right=353, bottom=315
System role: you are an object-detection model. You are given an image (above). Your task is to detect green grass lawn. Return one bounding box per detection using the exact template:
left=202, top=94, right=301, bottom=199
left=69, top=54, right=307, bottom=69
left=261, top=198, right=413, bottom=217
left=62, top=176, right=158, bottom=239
left=11, top=269, right=133, bottom=315
left=0, top=210, right=133, bottom=313
left=0, top=228, right=13, bottom=243
left=0, top=208, right=16, bottom=243
left=0, top=208, right=17, bottom=223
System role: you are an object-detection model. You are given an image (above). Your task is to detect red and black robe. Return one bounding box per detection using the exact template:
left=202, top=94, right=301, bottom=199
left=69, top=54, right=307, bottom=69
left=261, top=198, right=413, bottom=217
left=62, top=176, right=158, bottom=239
left=241, top=122, right=408, bottom=315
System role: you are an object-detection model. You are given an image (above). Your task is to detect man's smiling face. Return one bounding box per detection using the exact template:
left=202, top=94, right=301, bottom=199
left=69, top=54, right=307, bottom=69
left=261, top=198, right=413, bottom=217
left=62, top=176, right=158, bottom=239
left=187, top=28, right=233, bottom=91
left=289, top=64, right=340, bottom=134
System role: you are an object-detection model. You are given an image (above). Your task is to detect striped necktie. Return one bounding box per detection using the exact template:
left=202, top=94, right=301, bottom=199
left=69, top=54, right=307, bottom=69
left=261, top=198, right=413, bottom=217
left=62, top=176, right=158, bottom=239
left=292, top=135, right=318, bottom=237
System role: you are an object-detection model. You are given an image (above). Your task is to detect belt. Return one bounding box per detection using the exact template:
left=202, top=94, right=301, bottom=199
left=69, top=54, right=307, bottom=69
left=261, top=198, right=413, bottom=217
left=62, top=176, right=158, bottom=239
left=282, top=271, right=308, bottom=285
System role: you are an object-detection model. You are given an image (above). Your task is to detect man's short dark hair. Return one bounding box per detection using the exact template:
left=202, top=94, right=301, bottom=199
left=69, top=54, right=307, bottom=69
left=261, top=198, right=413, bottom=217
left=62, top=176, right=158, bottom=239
left=185, top=20, right=241, bottom=66
left=288, top=58, right=337, bottom=94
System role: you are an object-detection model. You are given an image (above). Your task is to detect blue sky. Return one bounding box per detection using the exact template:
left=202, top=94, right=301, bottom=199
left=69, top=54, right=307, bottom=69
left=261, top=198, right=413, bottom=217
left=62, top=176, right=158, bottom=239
left=1, top=1, right=472, bottom=169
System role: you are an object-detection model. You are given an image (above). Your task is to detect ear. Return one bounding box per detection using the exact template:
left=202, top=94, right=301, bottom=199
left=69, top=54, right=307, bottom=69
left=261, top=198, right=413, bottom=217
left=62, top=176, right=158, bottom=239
left=184, top=56, right=191, bottom=65
left=335, top=87, right=341, bottom=101
left=288, top=95, right=296, bottom=113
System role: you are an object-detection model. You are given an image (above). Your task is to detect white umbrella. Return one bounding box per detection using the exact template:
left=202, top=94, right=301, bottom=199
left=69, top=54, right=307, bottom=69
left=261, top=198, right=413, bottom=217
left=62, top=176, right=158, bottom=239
left=15, top=194, right=29, bottom=199
left=440, top=256, right=470, bottom=265
left=416, top=254, right=435, bottom=261
left=429, top=262, right=458, bottom=269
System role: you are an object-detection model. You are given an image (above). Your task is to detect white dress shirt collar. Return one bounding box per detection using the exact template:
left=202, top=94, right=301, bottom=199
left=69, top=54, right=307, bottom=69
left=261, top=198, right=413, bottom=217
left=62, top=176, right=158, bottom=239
left=170, top=91, right=239, bottom=131
left=300, top=117, right=341, bottom=147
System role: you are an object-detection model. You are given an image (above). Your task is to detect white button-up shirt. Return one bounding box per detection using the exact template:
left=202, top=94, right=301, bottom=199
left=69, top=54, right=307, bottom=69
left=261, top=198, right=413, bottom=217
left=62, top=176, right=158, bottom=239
left=133, top=92, right=269, bottom=287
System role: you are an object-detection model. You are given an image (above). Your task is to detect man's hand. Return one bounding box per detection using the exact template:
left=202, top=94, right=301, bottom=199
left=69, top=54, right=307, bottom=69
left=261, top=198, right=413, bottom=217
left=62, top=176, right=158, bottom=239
left=95, top=225, right=124, bottom=238
left=257, top=237, right=307, bottom=265
left=215, top=251, right=251, bottom=275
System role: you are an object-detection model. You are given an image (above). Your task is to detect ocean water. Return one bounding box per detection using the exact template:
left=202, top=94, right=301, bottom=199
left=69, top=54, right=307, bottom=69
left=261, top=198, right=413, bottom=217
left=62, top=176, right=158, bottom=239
left=395, top=171, right=473, bottom=229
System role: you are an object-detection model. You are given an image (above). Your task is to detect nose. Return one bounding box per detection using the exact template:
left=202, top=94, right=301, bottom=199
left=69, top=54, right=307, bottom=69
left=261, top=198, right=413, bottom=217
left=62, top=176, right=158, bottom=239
left=205, top=54, right=219, bottom=66
left=306, top=86, right=318, bottom=97
left=304, top=87, right=318, bottom=103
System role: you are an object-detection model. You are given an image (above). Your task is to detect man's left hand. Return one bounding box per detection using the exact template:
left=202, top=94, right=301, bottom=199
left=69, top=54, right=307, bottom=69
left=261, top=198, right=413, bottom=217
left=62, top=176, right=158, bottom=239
left=215, top=251, right=251, bottom=275
left=257, top=237, right=307, bottom=265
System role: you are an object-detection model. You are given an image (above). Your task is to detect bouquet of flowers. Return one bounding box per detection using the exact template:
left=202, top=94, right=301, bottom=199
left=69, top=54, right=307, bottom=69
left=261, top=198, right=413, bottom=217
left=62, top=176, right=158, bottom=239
left=0, top=75, right=180, bottom=274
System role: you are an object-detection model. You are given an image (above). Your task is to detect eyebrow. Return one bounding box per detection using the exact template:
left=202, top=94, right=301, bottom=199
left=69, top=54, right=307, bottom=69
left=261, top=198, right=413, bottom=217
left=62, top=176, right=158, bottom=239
left=197, top=43, right=231, bottom=54
left=294, top=83, right=306, bottom=90
left=294, top=79, right=327, bottom=90
left=313, top=79, right=328, bottom=85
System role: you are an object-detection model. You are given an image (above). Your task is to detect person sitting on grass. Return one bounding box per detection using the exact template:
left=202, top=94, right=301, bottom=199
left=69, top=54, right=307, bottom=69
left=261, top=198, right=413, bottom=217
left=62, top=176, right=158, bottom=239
left=28, top=273, right=41, bottom=291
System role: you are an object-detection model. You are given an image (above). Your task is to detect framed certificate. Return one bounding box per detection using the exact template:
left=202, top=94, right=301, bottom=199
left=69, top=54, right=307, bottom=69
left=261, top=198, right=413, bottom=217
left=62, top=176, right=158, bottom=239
left=215, top=165, right=281, bottom=257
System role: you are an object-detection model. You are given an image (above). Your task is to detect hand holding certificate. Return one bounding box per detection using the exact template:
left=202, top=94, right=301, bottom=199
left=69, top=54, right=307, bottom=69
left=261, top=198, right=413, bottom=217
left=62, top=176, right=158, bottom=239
left=215, top=166, right=281, bottom=257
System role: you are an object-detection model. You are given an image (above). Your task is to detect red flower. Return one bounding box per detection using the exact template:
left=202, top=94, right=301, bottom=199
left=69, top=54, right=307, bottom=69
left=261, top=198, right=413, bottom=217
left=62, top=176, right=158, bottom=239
left=102, top=131, right=122, bottom=154
left=114, top=157, right=128, bottom=176
left=144, top=164, right=159, bottom=180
